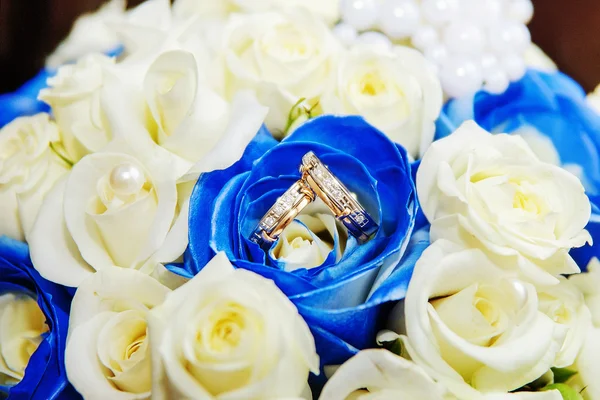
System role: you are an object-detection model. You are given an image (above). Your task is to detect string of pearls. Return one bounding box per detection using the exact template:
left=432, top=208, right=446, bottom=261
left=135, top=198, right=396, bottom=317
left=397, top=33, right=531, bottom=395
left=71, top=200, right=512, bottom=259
left=337, top=0, right=534, bottom=98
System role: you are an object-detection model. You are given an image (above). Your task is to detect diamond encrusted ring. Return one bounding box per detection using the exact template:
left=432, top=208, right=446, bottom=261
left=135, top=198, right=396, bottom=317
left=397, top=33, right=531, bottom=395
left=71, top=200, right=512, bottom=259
left=250, top=180, right=316, bottom=248
left=300, top=151, right=379, bottom=244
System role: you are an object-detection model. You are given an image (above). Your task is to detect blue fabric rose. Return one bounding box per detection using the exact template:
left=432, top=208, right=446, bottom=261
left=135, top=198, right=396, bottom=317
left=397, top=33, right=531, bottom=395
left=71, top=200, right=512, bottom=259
left=0, top=70, right=53, bottom=128
left=0, top=237, right=78, bottom=399
left=437, top=70, right=600, bottom=268
left=186, top=116, right=417, bottom=365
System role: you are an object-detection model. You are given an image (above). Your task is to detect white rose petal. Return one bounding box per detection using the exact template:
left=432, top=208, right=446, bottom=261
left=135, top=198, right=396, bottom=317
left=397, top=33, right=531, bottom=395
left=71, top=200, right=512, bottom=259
left=319, top=349, right=449, bottom=400
left=29, top=143, right=184, bottom=287
left=588, top=85, right=600, bottom=115
left=537, top=278, right=592, bottom=367
left=396, top=239, right=567, bottom=399
left=46, top=0, right=126, bottom=68
left=149, top=252, right=319, bottom=399
left=569, top=258, right=600, bottom=326
left=568, top=326, right=600, bottom=400
left=0, top=293, right=48, bottom=387
left=417, top=121, right=592, bottom=285
left=40, top=54, right=116, bottom=162
left=66, top=268, right=170, bottom=399
left=523, top=43, right=558, bottom=73
left=220, top=10, right=339, bottom=134
left=0, top=114, right=70, bottom=241
left=321, top=45, right=442, bottom=159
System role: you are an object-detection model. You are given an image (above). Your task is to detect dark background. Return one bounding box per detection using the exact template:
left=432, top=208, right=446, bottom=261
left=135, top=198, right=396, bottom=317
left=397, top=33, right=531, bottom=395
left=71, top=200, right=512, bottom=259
left=0, top=0, right=599, bottom=92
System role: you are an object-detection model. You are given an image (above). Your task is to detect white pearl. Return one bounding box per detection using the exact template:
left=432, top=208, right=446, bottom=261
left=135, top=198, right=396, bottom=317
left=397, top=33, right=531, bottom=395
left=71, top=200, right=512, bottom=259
left=481, top=53, right=499, bottom=74
left=483, top=67, right=510, bottom=94
left=507, top=279, right=529, bottom=308
left=333, top=23, right=358, bottom=47
left=460, top=0, right=503, bottom=24
left=444, top=23, right=486, bottom=56
left=502, top=53, right=526, bottom=81
left=341, top=0, right=380, bottom=31
left=109, top=163, right=145, bottom=196
left=421, top=0, right=459, bottom=25
left=378, top=0, right=421, bottom=39
left=440, top=56, right=483, bottom=98
left=424, top=44, right=449, bottom=65
left=509, top=0, right=534, bottom=24
left=412, top=26, right=439, bottom=50
left=489, top=22, right=531, bottom=54
left=355, top=31, right=393, bottom=51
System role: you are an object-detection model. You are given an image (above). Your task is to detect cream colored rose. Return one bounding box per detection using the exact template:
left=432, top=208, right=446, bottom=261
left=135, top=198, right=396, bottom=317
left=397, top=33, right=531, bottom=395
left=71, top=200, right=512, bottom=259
left=537, top=278, right=592, bottom=368
left=395, top=240, right=567, bottom=399
left=29, top=144, right=190, bottom=287
left=320, top=349, right=450, bottom=400
left=46, top=0, right=126, bottom=68
left=417, top=121, right=592, bottom=285
left=173, top=0, right=340, bottom=25
left=220, top=10, right=339, bottom=134
left=587, top=85, right=600, bottom=115
left=524, top=43, right=558, bottom=73
left=0, top=114, right=70, bottom=241
left=0, top=293, right=48, bottom=387
left=149, top=252, right=319, bottom=399
left=40, top=54, right=116, bottom=163
left=272, top=200, right=345, bottom=271
left=321, top=45, right=442, bottom=159
left=66, top=268, right=170, bottom=399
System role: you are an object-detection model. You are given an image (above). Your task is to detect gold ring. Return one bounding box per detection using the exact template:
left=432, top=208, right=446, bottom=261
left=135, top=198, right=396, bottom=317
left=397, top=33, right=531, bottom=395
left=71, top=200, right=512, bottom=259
left=300, top=151, right=379, bottom=243
left=250, top=180, right=315, bottom=248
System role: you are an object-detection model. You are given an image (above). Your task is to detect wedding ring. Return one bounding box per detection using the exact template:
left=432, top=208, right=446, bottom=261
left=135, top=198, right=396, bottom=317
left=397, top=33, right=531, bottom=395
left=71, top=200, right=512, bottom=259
left=300, top=151, right=379, bottom=243
left=250, top=180, right=316, bottom=248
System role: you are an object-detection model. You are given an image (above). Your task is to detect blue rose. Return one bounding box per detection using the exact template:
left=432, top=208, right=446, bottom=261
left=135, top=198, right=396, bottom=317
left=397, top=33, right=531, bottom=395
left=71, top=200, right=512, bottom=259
left=0, top=70, right=52, bottom=128
left=438, top=70, right=600, bottom=268
left=0, top=237, right=78, bottom=399
left=186, top=116, right=417, bottom=365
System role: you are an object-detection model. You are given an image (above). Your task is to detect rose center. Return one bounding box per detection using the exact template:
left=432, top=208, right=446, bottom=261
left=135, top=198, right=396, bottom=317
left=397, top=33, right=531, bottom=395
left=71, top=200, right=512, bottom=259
left=360, top=71, right=387, bottom=96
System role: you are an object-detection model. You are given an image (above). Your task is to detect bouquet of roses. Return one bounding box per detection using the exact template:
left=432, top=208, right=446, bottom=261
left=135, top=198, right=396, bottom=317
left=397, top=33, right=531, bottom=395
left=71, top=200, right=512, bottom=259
left=1, top=0, right=599, bottom=399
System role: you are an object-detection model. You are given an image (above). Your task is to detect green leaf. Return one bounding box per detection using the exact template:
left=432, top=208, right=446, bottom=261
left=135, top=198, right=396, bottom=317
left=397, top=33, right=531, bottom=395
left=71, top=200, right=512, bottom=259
left=542, top=383, right=583, bottom=400
left=551, top=367, right=578, bottom=384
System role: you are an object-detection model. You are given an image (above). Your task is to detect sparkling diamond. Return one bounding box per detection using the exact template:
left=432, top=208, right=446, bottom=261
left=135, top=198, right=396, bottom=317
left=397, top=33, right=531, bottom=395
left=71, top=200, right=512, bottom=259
left=273, top=204, right=285, bottom=215
left=264, top=216, right=276, bottom=227
left=280, top=195, right=293, bottom=206
left=355, top=213, right=366, bottom=225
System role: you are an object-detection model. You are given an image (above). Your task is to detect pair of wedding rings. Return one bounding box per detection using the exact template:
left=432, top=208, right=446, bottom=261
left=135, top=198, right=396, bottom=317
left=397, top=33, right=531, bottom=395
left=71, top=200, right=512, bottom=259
left=250, top=152, right=379, bottom=248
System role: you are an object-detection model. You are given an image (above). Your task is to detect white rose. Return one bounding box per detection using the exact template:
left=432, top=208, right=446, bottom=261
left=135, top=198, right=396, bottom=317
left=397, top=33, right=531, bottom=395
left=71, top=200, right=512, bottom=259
left=220, top=10, right=339, bottom=134
left=569, top=258, right=600, bottom=325
left=40, top=54, right=116, bottom=163
left=321, top=45, right=442, bottom=159
left=320, top=349, right=450, bottom=400
left=0, top=293, right=48, bottom=387
left=29, top=142, right=190, bottom=287
left=395, top=239, right=567, bottom=399
left=148, top=252, right=319, bottom=399
left=173, top=0, right=340, bottom=25
left=523, top=43, right=558, bottom=73
left=65, top=268, right=170, bottom=399
left=537, top=278, right=592, bottom=368
left=0, top=114, right=70, bottom=241
left=272, top=200, right=344, bottom=271
left=46, top=0, right=126, bottom=68
left=417, top=121, right=592, bottom=285
left=587, top=85, right=600, bottom=115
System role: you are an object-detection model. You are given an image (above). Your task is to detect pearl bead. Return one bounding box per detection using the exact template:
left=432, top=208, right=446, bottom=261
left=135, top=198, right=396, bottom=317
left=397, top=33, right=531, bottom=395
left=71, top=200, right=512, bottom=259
left=109, top=163, right=145, bottom=196
left=378, top=0, right=421, bottom=39
left=509, top=0, right=534, bottom=24
left=355, top=31, right=393, bottom=51
left=507, top=279, right=529, bottom=308
left=460, top=0, right=502, bottom=24
left=333, top=23, right=358, bottom=47
left=424, top=44, right=449, bottom=65
left=489, top=22, right=531, bottom=54
left=444, top=23, right=486, bottom=56
left=421, top=0, right=459, bottom=25
left=341, top=0, right=380, bottom=31
left=412, top=26, right=439, bottom=51
left=502, top=53, right=526, bottom=81
left=480, top=53, right=499, bottom=73
left=483, top=67, right=510, bottom=94
left=440, top=56, right=483, bottom=98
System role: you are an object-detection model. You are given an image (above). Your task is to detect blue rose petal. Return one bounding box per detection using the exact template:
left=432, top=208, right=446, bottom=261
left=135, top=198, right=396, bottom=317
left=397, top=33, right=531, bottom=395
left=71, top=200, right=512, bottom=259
left=188, top=115, right=418, bottom=365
